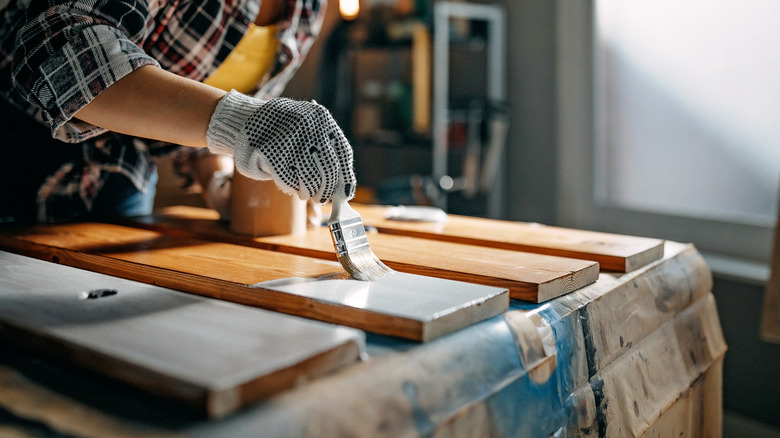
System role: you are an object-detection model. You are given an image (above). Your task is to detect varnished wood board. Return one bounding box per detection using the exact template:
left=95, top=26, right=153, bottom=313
left=761, top=202, right=780, bottom=343
left=133, top=206, right=599, bottom=303
left=0, top=223, right=508, bottom=341
left=0, top=250, right=364, bottom=418
left=330, top=204, right=665, bottom=272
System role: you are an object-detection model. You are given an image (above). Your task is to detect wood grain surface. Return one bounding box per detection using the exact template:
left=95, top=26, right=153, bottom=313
left=0, top=223, right=507, bottom=341
left=0, top=250, right=364, bottom=418
left=130, top=206, right=599, bottom=303
left=334, top=204, right=665, bottom=272
left=761, top=206, right=780, bottom=343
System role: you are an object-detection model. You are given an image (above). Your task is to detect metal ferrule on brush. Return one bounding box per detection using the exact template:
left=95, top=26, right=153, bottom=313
left=329, top=217, right=370, bottom=256
left=328, top=196, right=393, bottom=281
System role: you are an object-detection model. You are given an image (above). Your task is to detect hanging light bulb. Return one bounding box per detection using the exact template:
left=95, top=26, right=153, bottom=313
left=339, top=0, right=360, bottom=20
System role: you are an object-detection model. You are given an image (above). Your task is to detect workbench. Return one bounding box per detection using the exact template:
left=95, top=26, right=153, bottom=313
left=0, top=206, right=726, bottom=437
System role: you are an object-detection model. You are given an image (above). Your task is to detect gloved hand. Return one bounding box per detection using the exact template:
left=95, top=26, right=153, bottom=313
left=205, top=90, right=356, bottom=204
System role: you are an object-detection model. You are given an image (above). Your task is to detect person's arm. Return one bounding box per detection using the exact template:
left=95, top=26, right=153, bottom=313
left=73, top=0, right=286, bottom=146
left=66, top=0, right=353, bottom=204
left=74, top=65, right=226, bottom=148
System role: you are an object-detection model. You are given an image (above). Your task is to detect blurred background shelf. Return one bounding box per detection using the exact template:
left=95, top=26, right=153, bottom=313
left=320, top=1, right=508, bottom=217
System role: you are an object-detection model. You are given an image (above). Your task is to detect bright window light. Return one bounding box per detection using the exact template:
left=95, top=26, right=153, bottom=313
left=594, top=0, right=780, bottom=226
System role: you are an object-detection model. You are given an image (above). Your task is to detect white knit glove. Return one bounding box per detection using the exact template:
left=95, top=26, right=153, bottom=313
left=206, top=90, right=356, bottom=204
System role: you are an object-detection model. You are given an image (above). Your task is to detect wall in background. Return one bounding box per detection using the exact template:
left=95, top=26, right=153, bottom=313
left=493, top=0, right=557, bottom=224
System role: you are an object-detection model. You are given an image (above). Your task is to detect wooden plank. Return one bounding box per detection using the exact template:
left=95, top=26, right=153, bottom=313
left=0, top=223, right=507, bottom=342
left=332, top=204, right=665, bottom=272
left=761, top=200, right=780, bottom=343
left=0, top=250, right=364, bottom=418
left=130, top=206, right=599, bottom=303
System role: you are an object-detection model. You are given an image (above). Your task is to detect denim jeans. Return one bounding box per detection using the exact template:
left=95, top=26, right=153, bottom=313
left=90, top=169, right=158, bottom=219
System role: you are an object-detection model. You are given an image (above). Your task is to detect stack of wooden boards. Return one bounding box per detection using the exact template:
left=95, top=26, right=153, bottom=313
left=132, top=204, right=664, bottom=300
left=0, top=204, right=668, bottom=419
left=0, top=220, right=508, bottom=342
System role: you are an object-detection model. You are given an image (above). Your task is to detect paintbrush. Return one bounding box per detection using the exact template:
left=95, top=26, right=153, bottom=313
left=328, top=195, right=393, bottom=281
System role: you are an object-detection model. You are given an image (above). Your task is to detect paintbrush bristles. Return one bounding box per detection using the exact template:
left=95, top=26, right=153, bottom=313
left=328, top=198, right=394, bottom=281
left=337, top=249, right=393, bottom=281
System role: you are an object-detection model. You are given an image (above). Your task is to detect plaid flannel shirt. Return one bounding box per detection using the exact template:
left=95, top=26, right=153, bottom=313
left=0, top=0, right=323, bottom=222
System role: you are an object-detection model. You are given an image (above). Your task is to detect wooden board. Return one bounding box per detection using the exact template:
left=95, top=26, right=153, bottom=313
left=0, top=250, right=364, bottom=418
left=0, top=223, right=508, bottom=342
left=761, top=203, right=780, bottom=343
left=332, top=204, right=665, bottom=272
left=130, top=206, right=599, bottom=303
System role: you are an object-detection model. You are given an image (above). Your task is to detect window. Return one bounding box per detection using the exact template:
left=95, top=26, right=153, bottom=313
left=557, top=0, right=777, bottom=268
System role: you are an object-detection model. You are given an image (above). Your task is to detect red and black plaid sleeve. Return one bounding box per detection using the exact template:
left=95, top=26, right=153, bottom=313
left=11, top=0, right=162, bottom=142
left=4, top=0, right=261, bottom=142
